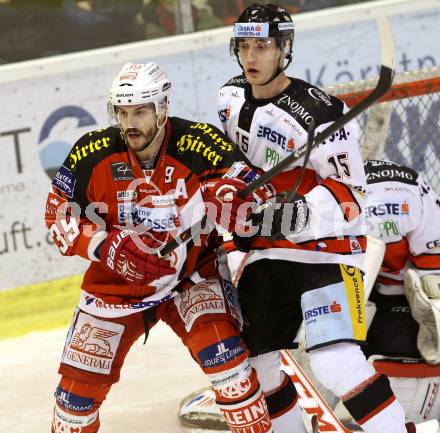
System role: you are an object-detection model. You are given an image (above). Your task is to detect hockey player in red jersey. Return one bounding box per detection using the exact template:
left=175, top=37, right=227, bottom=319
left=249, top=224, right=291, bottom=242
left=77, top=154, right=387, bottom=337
left=46, top=61, right=277, bottom=433
left=212, top=3, right=412, bottom=433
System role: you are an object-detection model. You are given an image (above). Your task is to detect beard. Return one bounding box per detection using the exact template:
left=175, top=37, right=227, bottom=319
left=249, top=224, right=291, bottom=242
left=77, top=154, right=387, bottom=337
left=123, top=126, right=158, bottom=152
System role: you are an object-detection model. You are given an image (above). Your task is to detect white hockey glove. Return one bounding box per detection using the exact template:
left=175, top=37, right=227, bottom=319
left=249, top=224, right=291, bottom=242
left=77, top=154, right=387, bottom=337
left=404, top=270, right=440, bottom=364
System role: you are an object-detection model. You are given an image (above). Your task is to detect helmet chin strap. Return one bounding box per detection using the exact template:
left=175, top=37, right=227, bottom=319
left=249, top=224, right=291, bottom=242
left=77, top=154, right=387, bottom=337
left=259, top=47, right=293, bottom=86
left=147, top=113, right=168, bottom=152
left=259, top=61, right=287, bottom=86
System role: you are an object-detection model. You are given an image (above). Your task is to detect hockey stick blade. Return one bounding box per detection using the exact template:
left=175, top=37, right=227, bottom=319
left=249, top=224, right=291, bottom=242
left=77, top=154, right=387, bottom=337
left=158, top=17, right=394, bottom=257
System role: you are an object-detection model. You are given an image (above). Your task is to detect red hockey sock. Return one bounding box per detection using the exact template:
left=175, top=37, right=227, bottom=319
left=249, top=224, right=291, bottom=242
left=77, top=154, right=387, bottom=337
left=214, top=368, right=273, bottom=433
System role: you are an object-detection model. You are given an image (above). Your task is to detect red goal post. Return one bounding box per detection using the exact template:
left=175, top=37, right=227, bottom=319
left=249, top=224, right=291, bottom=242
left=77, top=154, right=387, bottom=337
left=324, top=66, right=440, bottom=194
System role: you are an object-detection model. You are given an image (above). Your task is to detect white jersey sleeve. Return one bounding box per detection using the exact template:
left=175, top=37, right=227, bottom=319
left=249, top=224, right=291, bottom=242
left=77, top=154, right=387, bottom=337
left=407, top=175, right=440, bottom=275
left=304, top=115, right=366, bottom=241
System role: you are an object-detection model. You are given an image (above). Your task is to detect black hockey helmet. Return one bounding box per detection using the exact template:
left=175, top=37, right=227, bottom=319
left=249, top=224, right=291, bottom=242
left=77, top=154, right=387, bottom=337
left=230, top=3, right=294, bottom=69
left=236, top=3, right=294, bottom=40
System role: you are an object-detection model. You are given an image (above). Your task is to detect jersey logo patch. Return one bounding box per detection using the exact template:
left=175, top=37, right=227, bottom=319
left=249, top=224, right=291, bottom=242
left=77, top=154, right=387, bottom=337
left=68, top=135, right=111, bottom=170
left=365, top=165, right=418, bottom=186
left=111, top=162, right=134, bottom=181
left=257, top=125, right=293, bottom=151
left=175, top=280, right=226, bottom=332
left=45, top=191, right=67, bottom=222
left=52, top=165, right=76, bottom=198
left=62, top=312, right=124, bottom=375
left=198, top=336, right=245, bottom=369
left=308, top=87, right=332, bottom=106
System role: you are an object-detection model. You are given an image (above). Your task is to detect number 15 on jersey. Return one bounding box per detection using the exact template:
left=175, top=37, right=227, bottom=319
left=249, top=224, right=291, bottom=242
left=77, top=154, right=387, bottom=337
left=236, top=129, right=250, bottom=153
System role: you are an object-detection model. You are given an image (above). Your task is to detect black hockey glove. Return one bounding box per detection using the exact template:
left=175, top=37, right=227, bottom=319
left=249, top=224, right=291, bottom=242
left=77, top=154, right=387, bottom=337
left=252, top=193, right=309, bottom=240
left=232, top=232, right=255, bottom=253
left=232, top=193, right=309, bottom=250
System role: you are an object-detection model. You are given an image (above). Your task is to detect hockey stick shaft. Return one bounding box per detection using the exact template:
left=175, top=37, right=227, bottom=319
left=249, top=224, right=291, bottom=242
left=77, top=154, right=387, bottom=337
left=158, top=17, right=394, bottom=257
left=280, top=349, right=352, bottom=433
left=237, top=68, right=393, bottom=196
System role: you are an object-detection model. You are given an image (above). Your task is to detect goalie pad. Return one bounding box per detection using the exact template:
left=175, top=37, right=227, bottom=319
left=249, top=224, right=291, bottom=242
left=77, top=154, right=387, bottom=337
left=404, top=270, right=440, bottom=364
left=369, top=355, right=440, bottom=423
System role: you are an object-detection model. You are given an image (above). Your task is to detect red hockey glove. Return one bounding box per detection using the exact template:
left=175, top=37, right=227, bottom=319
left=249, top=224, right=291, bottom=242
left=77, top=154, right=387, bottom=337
left=99, top=230, right=176, bottom=285
left=204, top=179, right=254, bottom=232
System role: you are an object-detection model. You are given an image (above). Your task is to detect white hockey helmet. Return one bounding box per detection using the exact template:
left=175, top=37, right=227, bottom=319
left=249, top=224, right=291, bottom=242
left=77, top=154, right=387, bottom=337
left=108, top=62, right=171, bottom=121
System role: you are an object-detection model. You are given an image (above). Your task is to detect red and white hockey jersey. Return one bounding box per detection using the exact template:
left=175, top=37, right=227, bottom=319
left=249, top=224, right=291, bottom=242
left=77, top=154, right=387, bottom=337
left=45, top=118, right=243, bottom=317
left=217, top=75, right=367, bottom=269
left=364, top=159, right=440, bottom=294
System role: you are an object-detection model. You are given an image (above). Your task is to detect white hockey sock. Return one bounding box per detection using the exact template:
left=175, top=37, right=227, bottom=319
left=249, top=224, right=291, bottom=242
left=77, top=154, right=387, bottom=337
left=261, top=369, right=307, bottom=433
left=271, top=400, right=307, bottom=433
left=359, top=398, right=407, bottom=433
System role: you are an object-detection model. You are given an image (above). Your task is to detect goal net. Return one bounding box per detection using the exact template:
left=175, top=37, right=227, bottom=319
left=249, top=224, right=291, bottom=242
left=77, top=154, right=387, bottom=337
left=324, top=66, right=440, bottom=194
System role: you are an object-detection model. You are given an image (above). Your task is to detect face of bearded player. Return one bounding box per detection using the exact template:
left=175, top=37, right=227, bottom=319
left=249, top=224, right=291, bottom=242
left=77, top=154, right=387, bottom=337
left=115, top=103, right=160, bottom=153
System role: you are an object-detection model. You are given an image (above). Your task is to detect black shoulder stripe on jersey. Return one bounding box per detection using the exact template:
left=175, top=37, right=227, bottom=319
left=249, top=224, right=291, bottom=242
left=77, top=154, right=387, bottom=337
left=364, top=160, right=419, bottom=186
left=58, top=126, right=125, bottom=214
left=222, top=75, right=248, bottom=89
left=238, top=100, right=258, bottom=133
left=275, top=78, right=344, bottom=130
left=167, top=117, right=238, bottom=175
left=67, top=126, right=124, bottom=174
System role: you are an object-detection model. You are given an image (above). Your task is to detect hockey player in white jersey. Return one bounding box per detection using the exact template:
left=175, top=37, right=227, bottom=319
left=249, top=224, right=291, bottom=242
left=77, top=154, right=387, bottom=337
left=179, top=160, right=440, bottom=432
left=361, top=160, right=440, bottom=425
left=211, top=3, right=412, bottom=433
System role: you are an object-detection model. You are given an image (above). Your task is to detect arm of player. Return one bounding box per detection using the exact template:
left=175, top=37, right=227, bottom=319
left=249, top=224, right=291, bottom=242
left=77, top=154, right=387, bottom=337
left=44, top=135, right=105, bottom=261
left=194, top=121, right=275, bottom=234
left=301, top=117, right=367, bottom=240
left=45, top=189, right=175, bottom=283
left=45, top=135, right=176, bottom=284
left=406, top=175, right=440, bottom=273
left=404, top=176, right=440, bottom=363
left=202, top=159, right=277, bottom=234
left=253, top=118, right=366, bottom=242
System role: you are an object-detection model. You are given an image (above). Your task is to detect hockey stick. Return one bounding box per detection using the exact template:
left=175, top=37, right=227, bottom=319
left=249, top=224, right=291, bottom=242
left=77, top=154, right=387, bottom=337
left=280, top=349, right=353, bottom=433
left=158, top=17, right=394, bottom=257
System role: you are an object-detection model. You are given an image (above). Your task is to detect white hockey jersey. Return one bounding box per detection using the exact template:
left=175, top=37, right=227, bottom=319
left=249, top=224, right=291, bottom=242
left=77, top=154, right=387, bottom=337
left=364, top=160, right=440, bottom=294
left=217, top=75, right=367, bottom=269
